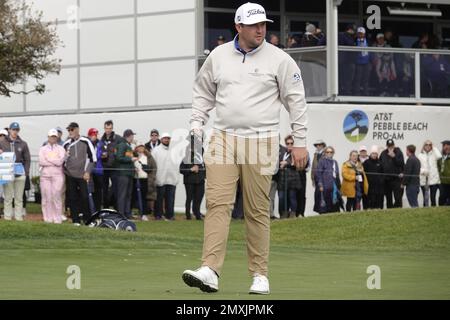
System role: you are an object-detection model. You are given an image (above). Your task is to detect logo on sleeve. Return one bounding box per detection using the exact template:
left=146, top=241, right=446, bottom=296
left=293, top=73, right=302, bottom=83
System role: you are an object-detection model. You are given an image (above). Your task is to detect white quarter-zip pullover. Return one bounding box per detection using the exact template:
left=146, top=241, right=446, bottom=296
left=190, top=37, right=308, bottom=147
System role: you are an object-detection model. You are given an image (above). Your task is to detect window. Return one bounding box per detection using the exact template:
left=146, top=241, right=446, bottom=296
left=205, top=0, right=280, bottom=11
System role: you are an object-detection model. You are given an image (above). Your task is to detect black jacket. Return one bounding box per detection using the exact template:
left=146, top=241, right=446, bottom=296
left=145, top=140, right=160, bottom=152
left=403, top=155, right=421, bottom=186
left=363, top=158, right=384, bottom=194
left=276, top=146, right=303, bottom=191
left=179, top=149, right=205, bottom=184
left=100, top=131, right=124, bottom=168
left=380, top=147, right=404, bottom=179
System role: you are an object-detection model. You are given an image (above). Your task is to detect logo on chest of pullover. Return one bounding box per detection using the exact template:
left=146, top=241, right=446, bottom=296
left=249, top=68, right=265, bottom=77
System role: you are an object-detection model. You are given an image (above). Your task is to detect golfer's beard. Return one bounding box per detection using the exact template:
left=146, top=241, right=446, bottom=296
left=251, top=37, right=263, bottom=48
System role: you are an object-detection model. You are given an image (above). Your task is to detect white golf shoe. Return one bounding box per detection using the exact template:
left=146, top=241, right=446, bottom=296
left=182, top=266, right=218, bottom=293
left=249, top=274, right=270, bottom=295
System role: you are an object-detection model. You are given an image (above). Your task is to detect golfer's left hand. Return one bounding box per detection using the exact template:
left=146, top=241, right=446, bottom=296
left=291, top=147, right=308, bottom=170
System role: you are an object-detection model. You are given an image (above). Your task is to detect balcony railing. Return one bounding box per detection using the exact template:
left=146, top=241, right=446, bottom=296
left=198, top=45, right=450, bottom=105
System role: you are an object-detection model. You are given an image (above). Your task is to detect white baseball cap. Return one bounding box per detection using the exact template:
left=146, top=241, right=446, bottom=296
left=48, top=128, right=58, bottom=137
left=160, top=132, right=171, bottom=139
left=234, top=2, right=273, bottom=25
left=0, top=129, right=8, bottom=136
left=357, top=27, right=366, bottom=34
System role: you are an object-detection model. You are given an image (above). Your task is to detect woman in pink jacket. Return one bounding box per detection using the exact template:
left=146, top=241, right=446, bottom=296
left=39, top=129, right=66, bottom=223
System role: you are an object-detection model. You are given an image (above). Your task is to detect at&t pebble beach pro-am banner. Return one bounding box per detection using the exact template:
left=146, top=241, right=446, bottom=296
left=285, top=104, right=449, bottom=213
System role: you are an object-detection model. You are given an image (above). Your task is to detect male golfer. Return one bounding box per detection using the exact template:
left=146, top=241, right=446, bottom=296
left=182, top=2, right=308, bottom=294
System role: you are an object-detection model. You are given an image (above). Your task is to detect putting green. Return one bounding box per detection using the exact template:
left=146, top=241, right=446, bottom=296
left=0, top=207, right=449, bottom=299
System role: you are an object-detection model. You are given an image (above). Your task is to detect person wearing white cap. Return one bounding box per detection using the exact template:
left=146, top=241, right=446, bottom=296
left=42, top=127, right=65, bottom=147
left=363, top=145, right=384, bottom=209
left=0, top=129, right=8, bottom=143
left=152, top=132, right=180, bottom=220
left=183, top=2, right=308, bottom=295
left=38, top=129, right=66, bottom=223
left=358, top=146, right=369, bottom=164
left=354, top=26, right=370, bottom=96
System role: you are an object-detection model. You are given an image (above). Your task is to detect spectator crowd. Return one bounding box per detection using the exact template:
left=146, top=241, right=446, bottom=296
left=213, top=23, right=450, bottom=98
left=0, top=120, right=206, bottom=225
left=0, top=125, right=449, bottom=224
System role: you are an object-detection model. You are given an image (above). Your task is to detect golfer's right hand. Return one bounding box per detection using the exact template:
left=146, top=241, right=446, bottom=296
left=292, top=147, right=308, bottom=170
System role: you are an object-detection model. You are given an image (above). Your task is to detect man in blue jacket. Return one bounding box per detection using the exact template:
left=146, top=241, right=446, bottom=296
left=353, top=27, right=370, bottom=96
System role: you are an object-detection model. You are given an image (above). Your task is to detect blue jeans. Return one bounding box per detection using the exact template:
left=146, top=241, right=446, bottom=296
left=406, top=184, right=420, bottom=208
left=278, top=190, right=297, bottom=217
left=156, top=185, right=176, bottom=219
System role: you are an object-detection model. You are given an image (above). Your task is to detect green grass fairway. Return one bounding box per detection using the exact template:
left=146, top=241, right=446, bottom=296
left=1, top=207, right=449, bottom=299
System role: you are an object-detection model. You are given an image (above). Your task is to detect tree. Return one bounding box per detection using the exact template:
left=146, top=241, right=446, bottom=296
left=350, top=111, right=363, bottom=128
left=0, top=0, right=61, bottom=97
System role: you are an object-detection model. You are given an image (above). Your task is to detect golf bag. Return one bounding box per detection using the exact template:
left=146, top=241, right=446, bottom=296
left=85, top=209, right=137, bottom=232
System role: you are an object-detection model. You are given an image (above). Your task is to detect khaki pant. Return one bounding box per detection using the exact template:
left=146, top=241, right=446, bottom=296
left=3, top=175, right=26, bottom=221
left=201, top=131, right=278, bottom=277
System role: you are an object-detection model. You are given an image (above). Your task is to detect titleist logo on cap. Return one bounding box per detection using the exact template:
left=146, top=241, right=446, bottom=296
left=246, top=8, right=265, bottom=17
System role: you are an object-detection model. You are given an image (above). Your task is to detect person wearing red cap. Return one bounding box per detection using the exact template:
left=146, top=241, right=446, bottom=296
left=88, top=128, right=104, bottom=212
